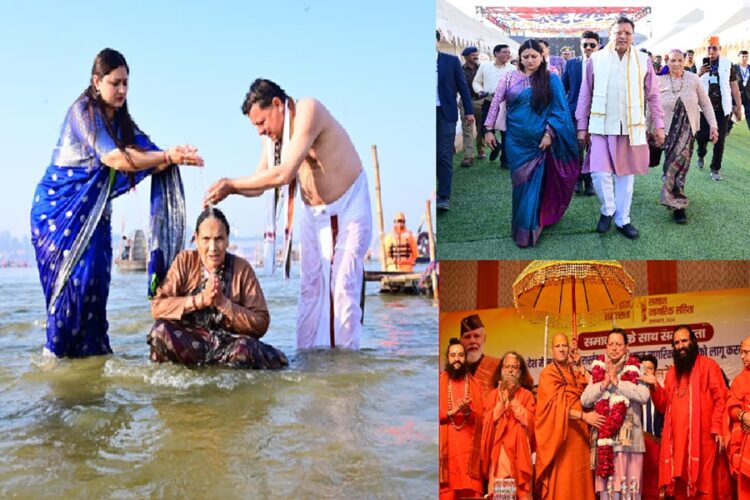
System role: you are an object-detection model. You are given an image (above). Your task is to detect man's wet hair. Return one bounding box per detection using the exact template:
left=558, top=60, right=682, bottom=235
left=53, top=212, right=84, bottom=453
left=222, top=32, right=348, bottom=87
left=241, top=78, right=288, bottom=115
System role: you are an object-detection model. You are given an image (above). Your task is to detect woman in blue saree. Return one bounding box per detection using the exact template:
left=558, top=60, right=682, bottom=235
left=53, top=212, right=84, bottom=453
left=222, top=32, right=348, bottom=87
left=30, top=48, right=204, bottom=357
left=484, top=39, right=579, bottom=248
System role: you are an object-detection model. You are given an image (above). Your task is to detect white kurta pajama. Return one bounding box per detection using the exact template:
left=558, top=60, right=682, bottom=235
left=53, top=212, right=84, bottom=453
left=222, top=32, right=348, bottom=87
left=576, top=46, right=664, bottom=227
left=297, top=170, right=372, bottom=350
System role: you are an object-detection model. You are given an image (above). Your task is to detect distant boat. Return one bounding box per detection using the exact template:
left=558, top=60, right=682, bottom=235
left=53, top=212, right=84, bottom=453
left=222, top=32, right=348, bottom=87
left=115, top=229, right=147, bottom=273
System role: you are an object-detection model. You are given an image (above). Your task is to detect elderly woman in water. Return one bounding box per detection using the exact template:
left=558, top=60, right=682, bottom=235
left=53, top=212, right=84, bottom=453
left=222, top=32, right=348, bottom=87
left=148, top=207, right=288, bottom=369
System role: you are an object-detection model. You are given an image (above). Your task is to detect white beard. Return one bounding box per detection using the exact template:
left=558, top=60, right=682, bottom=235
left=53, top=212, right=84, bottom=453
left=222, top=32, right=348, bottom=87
left=466, top=349, right=482, bottom=365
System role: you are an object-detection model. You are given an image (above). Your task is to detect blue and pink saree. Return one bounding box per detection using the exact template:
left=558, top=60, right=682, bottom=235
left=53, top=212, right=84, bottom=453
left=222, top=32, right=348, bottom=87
left=486, top=71, right=579, bottom=247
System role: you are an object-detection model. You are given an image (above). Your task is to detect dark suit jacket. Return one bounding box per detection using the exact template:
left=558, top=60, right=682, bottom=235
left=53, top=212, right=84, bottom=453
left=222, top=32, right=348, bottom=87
left=550, top=55, right=566, bottom=76
left=644, top=399, right=664, bottom=438
left=733, top=63, right=750, bottom=101
left=561, top=56, right=584, bottom=116
left=437, top=52, right=473, bottom=122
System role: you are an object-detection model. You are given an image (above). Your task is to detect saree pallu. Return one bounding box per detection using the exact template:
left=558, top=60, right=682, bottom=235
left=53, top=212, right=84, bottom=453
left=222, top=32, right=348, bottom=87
left=505, top=74, right=578, bottom=247
left=30, top=94, right=183, bottom=357
left=660, top=98, right=693, bottom=210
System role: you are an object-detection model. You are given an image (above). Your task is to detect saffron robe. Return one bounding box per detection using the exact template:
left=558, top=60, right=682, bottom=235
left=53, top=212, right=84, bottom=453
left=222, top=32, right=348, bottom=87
left=481, top=386, right=535, bottom=498
left=534, top=362, right=594, bottom=500
left=439, top=371, right=485, bottom=498
left=468, top=354, right=501, bottom=395
left=651, top=354, right=731, bottom=498
left=727, top=368, right=750, bottom=498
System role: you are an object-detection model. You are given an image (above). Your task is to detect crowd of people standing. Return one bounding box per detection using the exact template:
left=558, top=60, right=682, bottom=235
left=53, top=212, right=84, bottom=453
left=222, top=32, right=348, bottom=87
left=436, top=16, right=749, bottom=247
left=439, top=312, right=750, bottom=499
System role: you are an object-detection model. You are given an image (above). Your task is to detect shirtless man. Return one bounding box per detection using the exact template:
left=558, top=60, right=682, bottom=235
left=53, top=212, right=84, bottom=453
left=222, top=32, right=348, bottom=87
left=206, top=79, right=372, bottom=350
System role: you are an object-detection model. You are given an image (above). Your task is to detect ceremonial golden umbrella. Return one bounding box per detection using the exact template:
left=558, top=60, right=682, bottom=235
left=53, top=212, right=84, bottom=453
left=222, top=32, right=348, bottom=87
left=512, top=260, right=636, bottom=359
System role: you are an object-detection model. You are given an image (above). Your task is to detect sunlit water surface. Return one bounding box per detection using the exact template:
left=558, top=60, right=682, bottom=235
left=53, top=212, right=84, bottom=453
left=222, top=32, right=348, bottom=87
left=0, top=266, right=437, bottom=498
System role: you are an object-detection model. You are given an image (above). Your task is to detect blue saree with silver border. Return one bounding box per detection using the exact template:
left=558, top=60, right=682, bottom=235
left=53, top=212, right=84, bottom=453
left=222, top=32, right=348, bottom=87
left=30, top=94, right=184, bottom=357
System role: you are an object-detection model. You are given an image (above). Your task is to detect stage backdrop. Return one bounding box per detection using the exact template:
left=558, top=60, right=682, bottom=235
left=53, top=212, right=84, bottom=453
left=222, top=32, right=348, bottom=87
left=440, top=288, right=750, bottom=384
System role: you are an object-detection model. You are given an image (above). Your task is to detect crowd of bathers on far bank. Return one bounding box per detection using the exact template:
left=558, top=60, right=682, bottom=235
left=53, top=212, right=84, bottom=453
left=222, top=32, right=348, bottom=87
left=436, top=16, right=750, bottom=247
left=31, top=48, right=375, bottom=366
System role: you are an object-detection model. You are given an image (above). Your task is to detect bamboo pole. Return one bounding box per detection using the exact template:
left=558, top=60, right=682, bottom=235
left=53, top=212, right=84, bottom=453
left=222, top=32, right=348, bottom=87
left=371, top=145, right=387, bottom=271
left=425, top=199, right=438, bottom=303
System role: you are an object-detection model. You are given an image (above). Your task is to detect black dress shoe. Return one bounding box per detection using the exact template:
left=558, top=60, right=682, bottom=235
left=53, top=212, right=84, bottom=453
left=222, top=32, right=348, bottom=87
left=616, top=223, right=640, bottom=239
left=489, top=144, right=501, bottom=162
left=584, top=177, right=596, bottom=196
left=596, top=214, right=613, bottom=233
left=673, top=209, right=687, bottom=224
left=575, top=179, right=583, bottom=195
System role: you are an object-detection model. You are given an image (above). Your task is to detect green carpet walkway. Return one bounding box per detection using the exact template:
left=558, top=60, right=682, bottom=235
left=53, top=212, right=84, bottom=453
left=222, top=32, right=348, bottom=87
left=438, top=124, right=750, bottom=260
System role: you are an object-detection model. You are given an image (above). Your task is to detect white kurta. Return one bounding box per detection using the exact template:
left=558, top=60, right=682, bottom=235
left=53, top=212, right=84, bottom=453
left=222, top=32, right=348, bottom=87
left=297, top=170, right=372, bottom=349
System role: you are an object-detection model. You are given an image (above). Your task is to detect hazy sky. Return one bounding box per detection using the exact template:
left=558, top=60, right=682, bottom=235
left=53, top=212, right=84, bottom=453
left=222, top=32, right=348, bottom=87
left=0, top=1, right=435, bottom=244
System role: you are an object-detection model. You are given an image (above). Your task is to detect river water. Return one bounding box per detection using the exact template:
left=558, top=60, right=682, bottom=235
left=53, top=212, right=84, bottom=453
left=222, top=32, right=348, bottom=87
left=0, top=266, right=437, bottom=499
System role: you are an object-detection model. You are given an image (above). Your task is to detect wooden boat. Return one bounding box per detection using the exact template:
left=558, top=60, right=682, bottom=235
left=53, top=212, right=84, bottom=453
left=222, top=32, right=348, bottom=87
left=115, top=229, right=147, bottom=273
left=365, top=270, right=433, bottom=295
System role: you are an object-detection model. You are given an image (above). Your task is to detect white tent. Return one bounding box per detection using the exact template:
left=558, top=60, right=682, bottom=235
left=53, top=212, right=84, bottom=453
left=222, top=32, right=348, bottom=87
left=711, top=7, right=750, bottom=55
left=636, top=8, right=703, bottom=53
left=437, top=0, right=519, bottom=58
left=643, top=3, right=750, bottom=56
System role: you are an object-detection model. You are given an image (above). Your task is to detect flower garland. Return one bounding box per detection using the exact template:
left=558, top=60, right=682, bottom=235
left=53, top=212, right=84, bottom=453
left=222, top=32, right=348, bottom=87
left=590, top=354, right=640, bottom=478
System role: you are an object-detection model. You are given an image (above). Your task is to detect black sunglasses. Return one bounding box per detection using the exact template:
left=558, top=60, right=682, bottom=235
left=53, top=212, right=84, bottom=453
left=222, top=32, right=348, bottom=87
left=394, top=219, right=405, bottom=223
left=582, top=43, right=597, bottom=49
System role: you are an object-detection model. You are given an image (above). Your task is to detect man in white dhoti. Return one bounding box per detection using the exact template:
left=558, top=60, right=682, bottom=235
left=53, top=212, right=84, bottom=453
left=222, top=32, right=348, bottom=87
left=576, top=17, right=665, bottom=240
left=206, top=79, right=372, bottom=350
